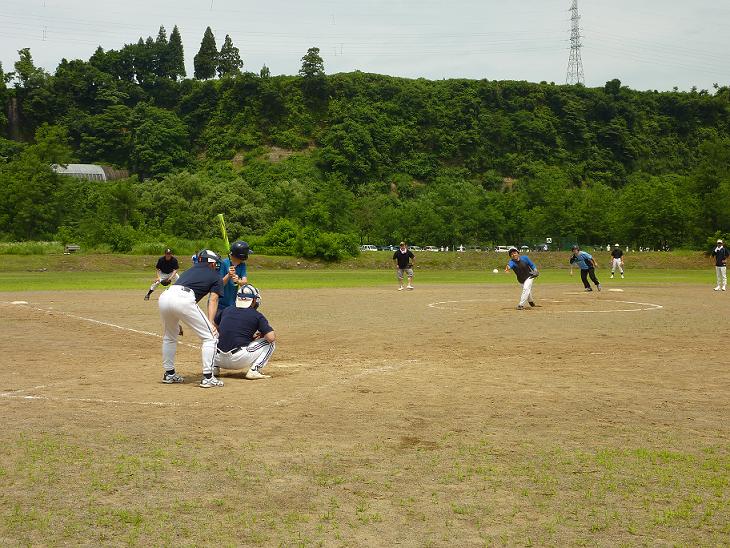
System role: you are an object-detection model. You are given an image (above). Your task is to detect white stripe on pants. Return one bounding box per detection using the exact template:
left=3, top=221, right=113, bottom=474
left=159, top=286, right=217, bottom=375
left=611, top=258, right=623, bottom=274
left=716, top=266, right=727, bottom=289
left=214, top=340, right=276, bottom=372
left=519, top=277, right=534, bottom=307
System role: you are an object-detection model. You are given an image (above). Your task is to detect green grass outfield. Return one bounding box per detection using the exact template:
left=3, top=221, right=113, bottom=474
left=0, top=268, right=716, bottom=292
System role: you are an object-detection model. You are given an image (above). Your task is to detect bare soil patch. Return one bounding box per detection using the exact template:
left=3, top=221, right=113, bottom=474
left=1, top=284, right=728, bottom=545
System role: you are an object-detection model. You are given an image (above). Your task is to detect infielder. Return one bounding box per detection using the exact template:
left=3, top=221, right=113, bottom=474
left=610, top=244, right=624, bottom=279
left=213, top=284, right=276, bottom=380
left=505, top=247, right=538, bottom=309
left=217, top=240, right=250, bottom=312
left=158, top=249, right=225, bottom=387
left=145, top=248, right=179, bottom=301
left=711, top=239, right=729, bottom=291
left=570, top=245, right=601, bottom=291
left=393, top=241, right=415, bottom=290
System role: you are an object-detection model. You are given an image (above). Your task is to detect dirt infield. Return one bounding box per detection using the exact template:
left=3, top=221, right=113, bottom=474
left=1, top=283, right=729, bottom=545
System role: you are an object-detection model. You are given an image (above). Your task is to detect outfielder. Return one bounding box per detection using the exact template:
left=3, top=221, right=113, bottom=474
left=610, top=244, right=625, bottom=279
left=213, top=284, right=276, bottom=380
left=158, top=249, right=225, bottom=387
left=145, top=248, right=179, bottom=301
left=217, top=241, right=250, bottom=312
left=392, top=241, right=415, bottom=290
left=711, top=239, right=729, bottom=291
left=505, top=247, right=539, bottom=310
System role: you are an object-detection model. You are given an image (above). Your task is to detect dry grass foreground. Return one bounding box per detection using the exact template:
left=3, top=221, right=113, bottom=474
left=0, top=283, right=728, bottom=546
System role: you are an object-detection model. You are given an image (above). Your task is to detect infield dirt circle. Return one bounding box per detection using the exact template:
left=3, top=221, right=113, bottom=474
left=1, top=283, right=728, bottom=545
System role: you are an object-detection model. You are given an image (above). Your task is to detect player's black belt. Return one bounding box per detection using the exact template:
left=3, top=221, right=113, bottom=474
left=217, top=346, right=246, bottom=354
left=175, top=286, right=192, bottom=293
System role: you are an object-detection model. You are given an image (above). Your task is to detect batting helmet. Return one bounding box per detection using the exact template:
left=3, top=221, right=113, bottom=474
left=235, top=284, right=261, bottom=309
left=198, top=249, right=221, bottom=264
left=230, top=240, right=251, bottom=260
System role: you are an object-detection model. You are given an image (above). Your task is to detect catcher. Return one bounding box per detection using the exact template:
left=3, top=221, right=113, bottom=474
left=145, top=248, right=180, bottom=301
left=504, top=246, right=539, bottom=310
left=213, top=284, right=276, bottom=380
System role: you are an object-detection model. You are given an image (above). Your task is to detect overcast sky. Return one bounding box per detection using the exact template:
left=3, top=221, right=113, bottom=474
left=1, top=0, right=728, bottom=92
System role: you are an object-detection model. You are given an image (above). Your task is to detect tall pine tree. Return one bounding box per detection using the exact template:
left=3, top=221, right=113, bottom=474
left=154, top=25, right=168, bottom=78
left=217, top=34, right=243, bottom=77
left=193, top=27, right=218, bottom=80
left=168, top=25, right=186, bottom=79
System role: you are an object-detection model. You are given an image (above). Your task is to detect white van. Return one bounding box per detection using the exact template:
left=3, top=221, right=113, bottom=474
left=360, top=245, right=378, bottom=252
left=495, top=246, right=512, bottom=253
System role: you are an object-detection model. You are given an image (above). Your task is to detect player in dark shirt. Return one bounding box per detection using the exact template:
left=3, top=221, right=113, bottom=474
left=711, top=239, right=729, bottom=291
left=392, top=241, right=415, bottom=291
left=610, top=244, right=624, bottom=279
left=213, top=285, right=276, bottom=380
left=145, top=248, right=180, bottom=300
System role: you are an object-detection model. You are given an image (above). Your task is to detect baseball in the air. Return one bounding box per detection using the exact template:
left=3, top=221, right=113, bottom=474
left=492, top=268, right=498, bottom=273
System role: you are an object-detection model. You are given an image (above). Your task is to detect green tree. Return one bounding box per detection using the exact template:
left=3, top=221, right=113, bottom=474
left=298, top=47, right=326, bottom=102
left=217, top=34, right=243, bottom=77
left=194, top=27, right=218, bottom=80
left=168, top=25, right=186, bottom=79
left=129, top=103, right=189, bottom=178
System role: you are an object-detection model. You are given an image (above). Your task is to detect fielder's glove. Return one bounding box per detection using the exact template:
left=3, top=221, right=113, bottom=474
left=528, top=269, right=540, bottom=278
left=161, top=279, right=171, bottom=286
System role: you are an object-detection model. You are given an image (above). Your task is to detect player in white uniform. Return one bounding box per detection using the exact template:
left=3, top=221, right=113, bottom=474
left=157, top=249, right=225, bottom=387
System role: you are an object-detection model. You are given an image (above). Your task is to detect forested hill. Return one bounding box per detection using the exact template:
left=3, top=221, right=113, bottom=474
left=1, top=31, right=729, bottom=257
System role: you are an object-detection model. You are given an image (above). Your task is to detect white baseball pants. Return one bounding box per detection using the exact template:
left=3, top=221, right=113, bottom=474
left=214, top=340, right=276, bottom=372
left=716, top=266, right=727, bottom=289
left=159, top=285, right=217, bottom=375
left=149, top=271, right=179, bottom=292
left=519, top=277, right=534, bottom=307
left=611, top=258, right=624, bottom=274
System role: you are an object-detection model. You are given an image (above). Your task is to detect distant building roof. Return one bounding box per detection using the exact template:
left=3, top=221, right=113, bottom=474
left=52, top=163, right=107, bottom=181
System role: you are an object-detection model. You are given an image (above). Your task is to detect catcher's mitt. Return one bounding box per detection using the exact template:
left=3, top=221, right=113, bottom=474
left=160, top=279, right=172, bottom=286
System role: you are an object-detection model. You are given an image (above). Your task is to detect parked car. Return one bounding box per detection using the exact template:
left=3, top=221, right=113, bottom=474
left=360, top=244, right=378, bottom=252
left=424, top=246, right=439, bottom=252
left=520, top=246, right=530, bottom=253
left=410, top=245, right=423, bottom=251
left=379, top=245, right=396, bottom=251
left=495, top=245, right=512, bottom=253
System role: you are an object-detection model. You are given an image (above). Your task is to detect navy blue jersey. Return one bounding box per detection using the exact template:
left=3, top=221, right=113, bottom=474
left=610, top=248, right=624, bottom=259
left=174, top=262, right=224, bottom=302
left=156, top=256, right=179, bottom=274
left=712, top=246, right=730, bottom=267
left=215, top=307, right=273, bottom=352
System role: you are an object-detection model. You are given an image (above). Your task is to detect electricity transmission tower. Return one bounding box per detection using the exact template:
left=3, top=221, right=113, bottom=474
left=566, top=0, right=584, bottom=85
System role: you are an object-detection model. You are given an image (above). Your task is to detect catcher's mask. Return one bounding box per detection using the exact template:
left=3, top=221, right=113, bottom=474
left=230, top=240, right=251, bottom=260
left=235, top=284, right=261, bottom=309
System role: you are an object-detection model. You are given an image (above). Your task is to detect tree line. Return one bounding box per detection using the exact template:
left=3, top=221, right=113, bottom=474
left=1, top=25, right=729, bottom=258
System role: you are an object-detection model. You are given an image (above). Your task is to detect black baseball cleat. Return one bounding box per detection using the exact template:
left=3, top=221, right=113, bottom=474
left=584, top=287, right=593, bottom=292
left=516, top=305, right=525, bottom=310
left=528, top=301, right=536, bottom=307
left=144, top=294, right=150, bottom=301
left=179, top=325, right=184, bottom=336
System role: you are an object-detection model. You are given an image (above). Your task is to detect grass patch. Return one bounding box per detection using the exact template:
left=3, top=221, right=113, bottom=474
left=0, top=268, right=717, bottom=292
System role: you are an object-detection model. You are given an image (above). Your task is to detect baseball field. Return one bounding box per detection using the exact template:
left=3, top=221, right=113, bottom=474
left=1, top=258, right=729, bottom=545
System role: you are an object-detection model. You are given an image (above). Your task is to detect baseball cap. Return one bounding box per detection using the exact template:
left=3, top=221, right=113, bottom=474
left=164, top=248, right=172, bottom=254
left=717, top=239, right=723, bottom=243
left=399, top=241, right=406, bottom=246
left=614, top=243, right=620, bottom=247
